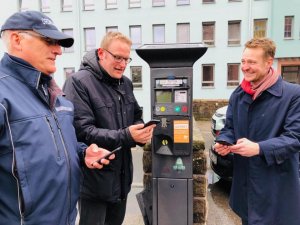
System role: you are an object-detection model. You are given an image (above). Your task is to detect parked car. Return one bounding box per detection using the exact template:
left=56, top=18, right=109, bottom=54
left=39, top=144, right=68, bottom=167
left=209, top=105, right=233, bottom=181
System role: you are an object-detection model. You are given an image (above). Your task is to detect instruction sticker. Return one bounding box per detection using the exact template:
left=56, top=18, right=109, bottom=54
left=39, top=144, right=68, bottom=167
left=173, top=120, right=189, bottom=143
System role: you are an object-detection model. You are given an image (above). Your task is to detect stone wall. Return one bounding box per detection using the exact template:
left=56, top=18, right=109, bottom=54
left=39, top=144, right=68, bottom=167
left=193, top=99, right=228, bottom=121
left=142, top=119, right=207, bottom=225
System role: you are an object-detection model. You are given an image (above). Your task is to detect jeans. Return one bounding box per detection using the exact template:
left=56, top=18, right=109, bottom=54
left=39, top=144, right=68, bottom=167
left=78, top=198, right=127, bottom=225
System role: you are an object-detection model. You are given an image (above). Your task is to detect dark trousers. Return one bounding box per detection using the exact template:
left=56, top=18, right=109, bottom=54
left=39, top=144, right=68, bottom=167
left=78, top=198, right=127, bottom=225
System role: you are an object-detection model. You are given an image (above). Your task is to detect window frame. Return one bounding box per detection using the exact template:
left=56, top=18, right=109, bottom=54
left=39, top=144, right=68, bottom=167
left=61, top=0, right=73, bottom=12
left=83, top=0, right=95, bottom=11
left=227, top=63, right=240, bottom=87
left=202, top=21, right=215, bottom=46
left=202, top=64, right=215, bottom=87
left=253, top=18, right=267, bottom=38
left=129, top=25, right=142, bottom=49
left=176, top=23, right=190, bottom=43
left=130, top=66, right=143, bottom=89
left=152, top=0, right=165, bottom=7
left=153, top=24, right=165, bottom=44
left=129, top=0, right=141, bottom=8
left=84, top=27, right=96, bottom=52
left=40, top=0, right=51, bottom=13
left=284, top=16, right=294, bottom=39
left=228, top=20, right=241, bottom=46
left=106, top=0, right=117, bottom=9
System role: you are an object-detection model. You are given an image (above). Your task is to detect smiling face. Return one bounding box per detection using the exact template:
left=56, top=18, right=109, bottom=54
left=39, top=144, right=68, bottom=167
left=11, top=31, right=62, bottom=75
left=98, top=39, right=131, bottom=79
left=241, top=47, right=273, bottom=86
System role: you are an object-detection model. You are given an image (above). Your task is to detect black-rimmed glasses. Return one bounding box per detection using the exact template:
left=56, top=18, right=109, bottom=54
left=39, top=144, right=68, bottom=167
left=104, top=49, right=132, bottom=64
left=18, top=31, right=59, bottom=46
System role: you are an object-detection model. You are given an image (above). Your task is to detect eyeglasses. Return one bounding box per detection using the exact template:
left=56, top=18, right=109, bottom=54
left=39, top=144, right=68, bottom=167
left=18, top=31, right=59, bottom=46
left=104, top=49, right=132, bottom=64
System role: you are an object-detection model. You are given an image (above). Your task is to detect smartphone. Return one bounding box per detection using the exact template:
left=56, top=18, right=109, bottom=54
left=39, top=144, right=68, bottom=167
left=92, top=146, right=122, bottom=165
left=215, top=140, right=233, bottom=146
left=144, top=119, right=160, bottom=127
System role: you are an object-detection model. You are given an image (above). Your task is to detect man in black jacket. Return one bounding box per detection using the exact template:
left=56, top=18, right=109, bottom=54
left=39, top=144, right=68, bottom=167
left=63, top=31, right=155, bottom=225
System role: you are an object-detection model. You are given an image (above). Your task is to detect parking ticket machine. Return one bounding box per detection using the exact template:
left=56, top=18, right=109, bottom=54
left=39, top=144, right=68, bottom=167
left=136, top=43, right=207, bottom=225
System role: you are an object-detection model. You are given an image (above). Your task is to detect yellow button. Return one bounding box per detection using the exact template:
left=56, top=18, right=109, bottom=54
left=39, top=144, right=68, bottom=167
left=160, top=106, right=166, bottom=112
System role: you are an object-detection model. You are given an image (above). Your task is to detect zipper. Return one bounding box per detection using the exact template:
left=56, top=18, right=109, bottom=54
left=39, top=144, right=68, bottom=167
left=45, top=116, right=61, bottom=160
left=53, top=112, right=71, bottom=225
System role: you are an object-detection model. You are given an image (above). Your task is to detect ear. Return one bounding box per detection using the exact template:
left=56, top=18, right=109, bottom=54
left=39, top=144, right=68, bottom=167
left=266, top=57, right=273, bottom=68
left=10, top=32, right=23, bottom=51
left=97, top=48, right=105, bottom=60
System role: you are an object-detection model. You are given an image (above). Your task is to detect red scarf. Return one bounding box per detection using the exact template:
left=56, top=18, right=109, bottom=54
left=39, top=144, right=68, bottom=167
left=241, top=68, right=278, bottom=100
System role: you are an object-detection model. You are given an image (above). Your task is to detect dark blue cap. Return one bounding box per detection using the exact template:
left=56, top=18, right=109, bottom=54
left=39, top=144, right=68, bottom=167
left=1, top=11, right=74, bottom=48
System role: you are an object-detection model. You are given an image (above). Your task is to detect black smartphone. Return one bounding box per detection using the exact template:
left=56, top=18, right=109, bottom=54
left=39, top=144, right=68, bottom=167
left=144, top=119, right=160, bottom=127
left=215, top=140, right=234, bottom=146
left=92, top=146, right=122, bottom=165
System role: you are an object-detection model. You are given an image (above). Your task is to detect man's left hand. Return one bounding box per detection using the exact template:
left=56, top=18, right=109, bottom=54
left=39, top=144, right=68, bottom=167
left=230, top=138, right=260, bottom=157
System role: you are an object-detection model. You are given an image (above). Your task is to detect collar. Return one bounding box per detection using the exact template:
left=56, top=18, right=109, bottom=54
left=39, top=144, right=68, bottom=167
left=1, top=53, right=44, bottom=90
left=99, top=64, right=124, bottom=86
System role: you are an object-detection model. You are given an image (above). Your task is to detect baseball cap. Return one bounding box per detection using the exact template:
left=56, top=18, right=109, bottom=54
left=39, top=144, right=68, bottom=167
left=0, top=10, right=74, bottom=48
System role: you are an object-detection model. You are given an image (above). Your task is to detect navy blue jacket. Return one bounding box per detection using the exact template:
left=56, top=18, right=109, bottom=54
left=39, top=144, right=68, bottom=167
left=0, top=53, right=85, bottom=225
left=219, top=77, right=300, bottom=225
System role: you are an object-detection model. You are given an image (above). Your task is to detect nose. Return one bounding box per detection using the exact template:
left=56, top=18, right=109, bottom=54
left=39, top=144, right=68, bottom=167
left=52, top=45, right=62, bottom=55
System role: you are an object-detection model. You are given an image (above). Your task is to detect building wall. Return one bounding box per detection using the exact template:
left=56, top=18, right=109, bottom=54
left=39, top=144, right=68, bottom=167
left=0, top=0, right=299, bottom=120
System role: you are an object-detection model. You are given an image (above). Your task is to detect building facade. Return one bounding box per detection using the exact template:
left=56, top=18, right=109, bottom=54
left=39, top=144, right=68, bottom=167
left=0, top=0, right=299, bottom=120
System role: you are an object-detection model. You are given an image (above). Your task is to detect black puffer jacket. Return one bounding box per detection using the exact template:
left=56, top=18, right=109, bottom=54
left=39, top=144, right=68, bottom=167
left=63, top=49, right=143, bottom=202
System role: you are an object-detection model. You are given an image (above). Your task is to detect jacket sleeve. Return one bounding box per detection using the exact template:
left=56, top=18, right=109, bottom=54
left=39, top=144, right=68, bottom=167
left=63, top=75, right=137, bottom=150
left=217, top=97, right=236, bottom=145
left=259, top=90, right=300, bottom=166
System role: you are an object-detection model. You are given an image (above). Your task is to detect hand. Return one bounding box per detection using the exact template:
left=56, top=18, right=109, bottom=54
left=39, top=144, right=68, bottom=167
left=84, top=144, right=115, bottom=169
left=229, top=138, right=260, bottom=157
left=129, top=123, right=156, bottom=144
left=214, top=142, right=231, bottom=156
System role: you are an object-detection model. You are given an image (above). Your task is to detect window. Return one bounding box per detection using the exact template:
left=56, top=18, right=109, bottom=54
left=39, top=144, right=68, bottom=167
left=130, top=25, right=142, bottom=48
left=153, top=24, right=165, bottom=43
left=284, top=16, right=294, bottom=39
left=40, top=0, right=51, bottom=13
left=129, top=0, right=141, bottom=8
left=202, top=64, right=214, bottom=87
left=228, top=20, right=241, bottom=45
left=202, top=0, right=215, bottom=3
left=62, top=0, right=72, bottom=11
left=177, top=0, right=190, bottom=5
left=62, top=29, right=74, bottom=53
left=177, top=23, right=190, bottom=43
left=83, top=0, right=95, bottom=10
left=84, top=27, right=96, bottom=51
left=130, top=66, right=142, bottom=88
left=19, top=0, right=30, bottom=11
left=253, top=19, right=267, bottom=38
left=153, top=0, right=165, bottom=7
left=227, top=64, right=240, bottom=86
left=202, top=22, right=215, bottom=46
left=282, top=66, right=300, bottom=84
left=64, top=67, right=75, bottom=79
left=106, top=26, right=118, bottom=33
left=106, top=0, right=117, bottom=9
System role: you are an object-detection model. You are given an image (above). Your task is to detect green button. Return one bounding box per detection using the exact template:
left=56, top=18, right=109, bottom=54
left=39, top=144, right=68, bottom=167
left=174, top=106, right=181, bottom=112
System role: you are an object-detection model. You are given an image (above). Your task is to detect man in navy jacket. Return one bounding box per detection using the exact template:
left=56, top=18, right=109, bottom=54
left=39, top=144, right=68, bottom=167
left=0, top=11, right=113, bottom=225
left=214, top=38, right=300, bottom=225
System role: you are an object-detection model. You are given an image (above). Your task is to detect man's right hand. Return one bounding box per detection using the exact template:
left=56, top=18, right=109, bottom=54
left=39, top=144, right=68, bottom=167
left=129, top=123, right=156, bottom=144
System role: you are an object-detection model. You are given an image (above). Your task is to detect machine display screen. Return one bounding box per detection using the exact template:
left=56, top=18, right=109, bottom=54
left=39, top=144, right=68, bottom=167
left=156, top=90, right=172, bottom=103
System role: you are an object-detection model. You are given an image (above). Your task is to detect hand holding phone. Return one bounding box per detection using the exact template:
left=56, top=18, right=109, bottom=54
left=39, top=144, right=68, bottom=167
left=144, top=119, right=160, bottom=127
left=91, top=146, right=121, bottom=166
left=215, top=140, right=234, bottom=146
